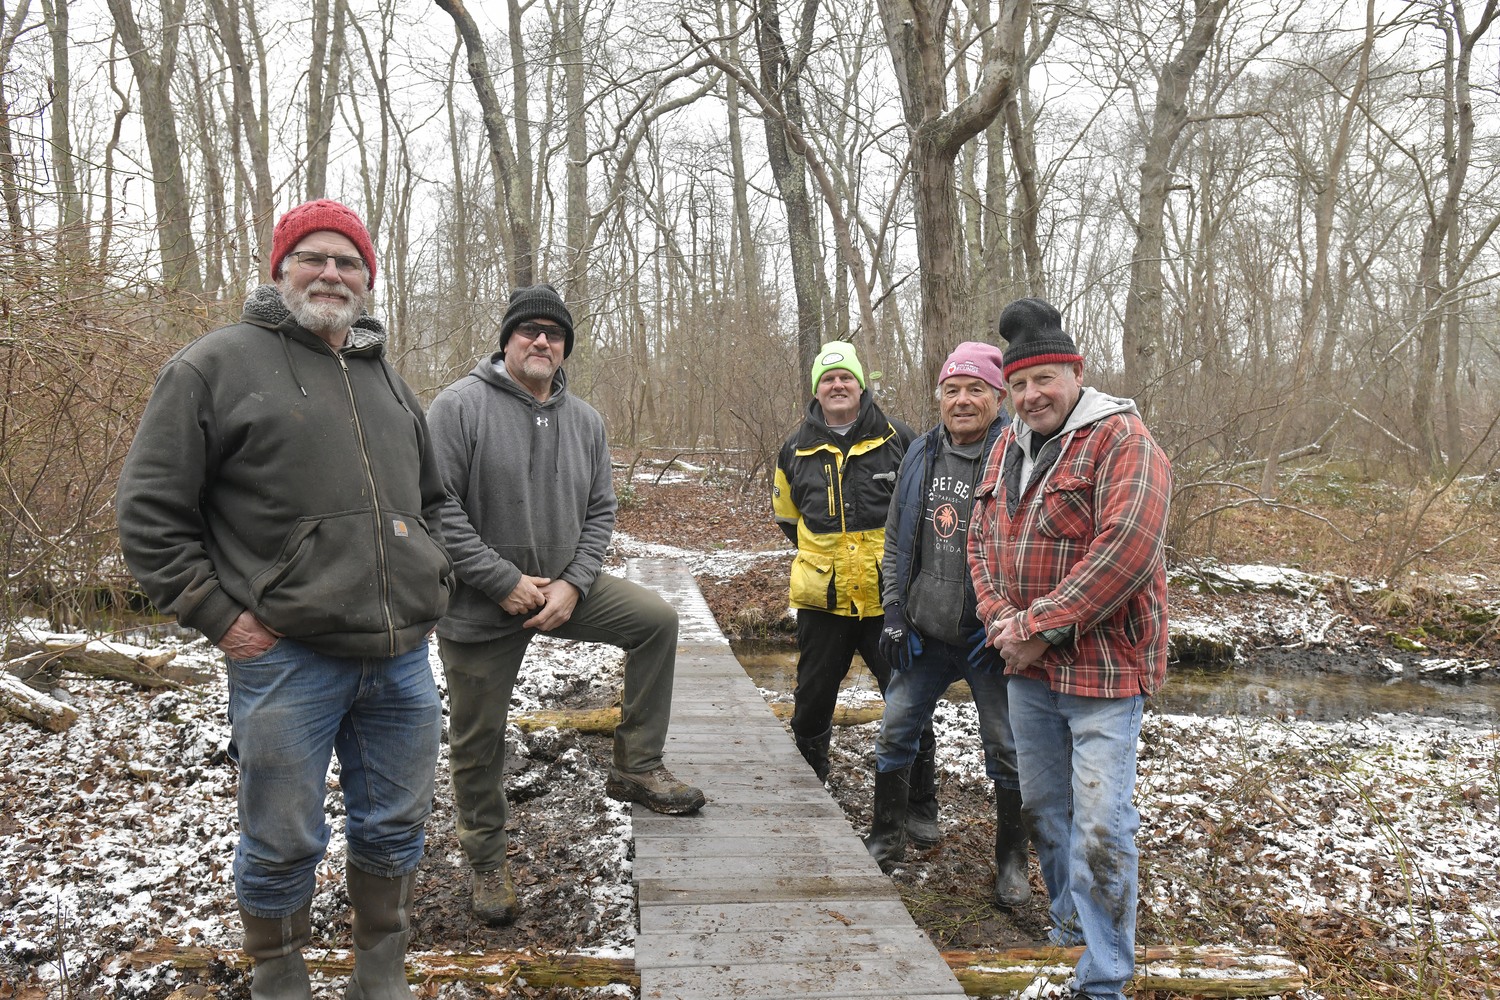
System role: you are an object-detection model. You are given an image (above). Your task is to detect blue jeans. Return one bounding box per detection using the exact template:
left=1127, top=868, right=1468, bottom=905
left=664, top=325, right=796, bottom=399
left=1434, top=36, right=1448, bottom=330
left=226, top=638, right=441, bottom=918
left=1007, top=676, right=1143, bottom=1000
left=873, top=637, right=1018, bottom=789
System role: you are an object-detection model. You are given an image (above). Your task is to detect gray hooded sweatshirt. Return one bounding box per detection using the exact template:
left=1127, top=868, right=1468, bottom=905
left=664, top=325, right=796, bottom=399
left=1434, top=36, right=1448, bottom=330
left=426, top=357, right=615, bottom=641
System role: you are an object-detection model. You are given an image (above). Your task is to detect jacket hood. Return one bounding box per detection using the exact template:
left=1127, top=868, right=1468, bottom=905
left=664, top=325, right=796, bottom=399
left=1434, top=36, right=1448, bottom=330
left=1010, top=386, right=1136, bottom=453
left=241, top=283, right=387, bottom=352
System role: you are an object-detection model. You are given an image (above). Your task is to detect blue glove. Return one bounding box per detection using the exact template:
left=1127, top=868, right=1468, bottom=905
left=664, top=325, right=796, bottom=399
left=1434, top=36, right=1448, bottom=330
left=967, top=626, right=1003, bottom=673
left=879, top=605, right=924, bottom=673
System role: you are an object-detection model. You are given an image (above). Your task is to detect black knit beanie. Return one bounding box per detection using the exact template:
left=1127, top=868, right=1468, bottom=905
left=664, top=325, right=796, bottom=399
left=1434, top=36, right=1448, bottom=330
left=500, top=283, right=576, bottom=357
left=998, top=297, right=1082, bottom=381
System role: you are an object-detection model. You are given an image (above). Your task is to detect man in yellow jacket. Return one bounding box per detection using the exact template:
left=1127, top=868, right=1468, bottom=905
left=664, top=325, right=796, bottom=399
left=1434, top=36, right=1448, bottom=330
left=773, top=342, right=918, bottom=788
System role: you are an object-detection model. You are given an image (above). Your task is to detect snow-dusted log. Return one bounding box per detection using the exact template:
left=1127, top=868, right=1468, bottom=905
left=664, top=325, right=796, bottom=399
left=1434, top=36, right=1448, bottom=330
left=3, top=639, right=207, bottom=689
left=129, top=942, right=1303, bottom=995
left=0, top=669, right=77, bottom=731
left=946, top=944, right=1305, bottom=996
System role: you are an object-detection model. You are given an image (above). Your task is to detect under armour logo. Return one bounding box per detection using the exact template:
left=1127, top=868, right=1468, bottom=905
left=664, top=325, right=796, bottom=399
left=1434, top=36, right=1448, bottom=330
left=535, top=415, right=549, bottom=427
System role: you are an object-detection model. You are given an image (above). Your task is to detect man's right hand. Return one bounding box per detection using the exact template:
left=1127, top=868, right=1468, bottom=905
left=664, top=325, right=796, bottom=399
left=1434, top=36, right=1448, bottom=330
left=879, top=604, right=920, bottom=673
left=500, top=575, right=552, bottom=615
left=218, top=610, right=279, bottom=660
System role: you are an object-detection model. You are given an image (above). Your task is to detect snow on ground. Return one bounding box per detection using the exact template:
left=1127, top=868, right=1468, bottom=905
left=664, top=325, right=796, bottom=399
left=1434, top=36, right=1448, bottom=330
left=3, top=558, right=1499, bottom=998
left=0, top=624, right=636, bottom=998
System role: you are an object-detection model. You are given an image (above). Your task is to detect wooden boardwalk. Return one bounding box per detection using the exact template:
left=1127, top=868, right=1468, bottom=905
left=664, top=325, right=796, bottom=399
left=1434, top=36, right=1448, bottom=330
left=626, top=558, right=966, bottom=1000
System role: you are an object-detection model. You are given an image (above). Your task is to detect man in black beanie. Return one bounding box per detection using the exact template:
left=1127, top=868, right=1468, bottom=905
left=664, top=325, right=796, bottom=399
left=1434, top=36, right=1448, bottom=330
left=968, top=296, right=1172, bottom=1000
left=427, top=284, right=705, bottom=927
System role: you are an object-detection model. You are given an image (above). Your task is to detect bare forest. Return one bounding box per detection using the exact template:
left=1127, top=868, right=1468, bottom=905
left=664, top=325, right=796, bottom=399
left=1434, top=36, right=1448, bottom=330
left=3, top=3, right=1500, bottom=997
left=4, top=0, right=1500, bottom=624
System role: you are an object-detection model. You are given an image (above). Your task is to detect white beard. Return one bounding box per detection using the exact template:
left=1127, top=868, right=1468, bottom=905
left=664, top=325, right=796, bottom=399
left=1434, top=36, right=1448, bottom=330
left=281, top=279, right=364, bottom=335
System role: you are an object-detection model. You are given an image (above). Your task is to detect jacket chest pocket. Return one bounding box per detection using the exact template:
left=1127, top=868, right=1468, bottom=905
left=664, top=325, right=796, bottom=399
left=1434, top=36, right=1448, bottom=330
left=1037, top=474, right=1093, bottom=539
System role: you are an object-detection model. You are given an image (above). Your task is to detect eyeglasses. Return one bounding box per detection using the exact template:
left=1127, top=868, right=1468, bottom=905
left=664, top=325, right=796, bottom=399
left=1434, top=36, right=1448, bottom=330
left=288, top=250, right=367, bottom=275
left=513, top=322, right=566, bottom=345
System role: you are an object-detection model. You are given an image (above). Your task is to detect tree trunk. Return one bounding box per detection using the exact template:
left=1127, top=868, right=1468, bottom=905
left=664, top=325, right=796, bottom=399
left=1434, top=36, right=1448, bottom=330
left=203, top=0, right=276, bottom=279
left=1120, top=0, right=1227, bottom=408
left=1260, top=0, right=1373, bottom=496
left=436, top=0, right=534, bottom=288
left=105, top=0, right=203, bottom=294
left=562, top=0, right=591, bottom=351
left=755, top=0, right=826, bottom=373
left=0, top=0, right=35, bottom=241
left=305, top=0, right=346, bottom=201
left=873, top=0, right=1032, bottom=386
left=40, top=0, right=87, bottom=262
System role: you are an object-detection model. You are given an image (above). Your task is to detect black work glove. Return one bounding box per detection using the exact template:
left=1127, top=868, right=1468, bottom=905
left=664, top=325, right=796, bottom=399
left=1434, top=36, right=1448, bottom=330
left=967, top=625, right=1003, bottom=673
left=880, top=604, right=924, bottom=673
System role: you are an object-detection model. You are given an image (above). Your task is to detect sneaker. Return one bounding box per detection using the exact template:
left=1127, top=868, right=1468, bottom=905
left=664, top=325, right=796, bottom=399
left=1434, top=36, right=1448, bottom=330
left=471, top=863, right=518, bottom=925
left=605, top=765, right=706, bottom=815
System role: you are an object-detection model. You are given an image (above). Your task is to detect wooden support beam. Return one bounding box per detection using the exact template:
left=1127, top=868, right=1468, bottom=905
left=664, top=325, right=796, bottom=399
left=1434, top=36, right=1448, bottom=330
left=513, top=701, right=883, bottom=734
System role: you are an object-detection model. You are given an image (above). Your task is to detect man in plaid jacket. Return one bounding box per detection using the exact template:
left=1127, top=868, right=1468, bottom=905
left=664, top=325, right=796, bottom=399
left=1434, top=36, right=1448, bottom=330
left=968, top=297, right=1171, bottom=1000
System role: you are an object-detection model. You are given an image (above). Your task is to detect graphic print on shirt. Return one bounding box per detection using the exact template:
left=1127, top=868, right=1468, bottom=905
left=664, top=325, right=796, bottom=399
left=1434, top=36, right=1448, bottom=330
left=926, top=473, right=973, bottom=555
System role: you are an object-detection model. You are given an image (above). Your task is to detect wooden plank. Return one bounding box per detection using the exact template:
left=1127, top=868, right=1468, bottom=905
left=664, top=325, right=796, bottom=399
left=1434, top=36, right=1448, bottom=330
left=636, top=874, right=896, bottom=906
left=635, top=834, right=871, bottom=861
left=637, top=923, right=943, bottom=968
left=640, top=953, right=966, bottom=999
left=638, top=900, right=920, bottom=935
left=628, top=558, right=965, bottom=1000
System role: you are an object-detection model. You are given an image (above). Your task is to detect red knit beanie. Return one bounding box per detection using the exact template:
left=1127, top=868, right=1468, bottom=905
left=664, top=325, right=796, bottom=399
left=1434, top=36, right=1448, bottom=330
left=270, top=199, right=377, bottom=289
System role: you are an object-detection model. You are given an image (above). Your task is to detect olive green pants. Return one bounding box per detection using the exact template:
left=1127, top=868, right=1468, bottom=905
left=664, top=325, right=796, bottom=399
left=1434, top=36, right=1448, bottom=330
left=438, top=573, right=678, bottom=870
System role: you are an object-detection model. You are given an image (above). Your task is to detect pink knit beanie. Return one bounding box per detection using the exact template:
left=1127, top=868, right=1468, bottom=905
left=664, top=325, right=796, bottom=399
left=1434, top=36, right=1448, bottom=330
left=939, top=341, right=1006, bottom=392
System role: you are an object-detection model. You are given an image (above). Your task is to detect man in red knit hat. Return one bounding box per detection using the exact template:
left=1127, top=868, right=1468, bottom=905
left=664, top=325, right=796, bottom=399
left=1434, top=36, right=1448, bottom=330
left=118, top=199, right=450, bottom=999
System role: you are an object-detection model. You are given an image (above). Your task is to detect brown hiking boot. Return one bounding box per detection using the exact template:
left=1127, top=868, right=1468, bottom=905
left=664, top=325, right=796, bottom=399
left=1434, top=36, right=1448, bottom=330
left=605, top=765, right=706, bottom=815
left=471, top=863, right=518, bottom=926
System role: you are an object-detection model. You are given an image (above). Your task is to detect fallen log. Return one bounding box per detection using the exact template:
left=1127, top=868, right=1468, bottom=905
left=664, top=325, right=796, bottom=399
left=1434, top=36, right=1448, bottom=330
left=122, top=941, right=1301, bottom=996
left=0, top=668, right=78, bottom=731
left=945, top=944, right=1305, bottom=997
left=125, top=942, right=638, bottom=989
left=3, top=638, right=207, bottom=689
left=513, top=701, right=883, bottom=734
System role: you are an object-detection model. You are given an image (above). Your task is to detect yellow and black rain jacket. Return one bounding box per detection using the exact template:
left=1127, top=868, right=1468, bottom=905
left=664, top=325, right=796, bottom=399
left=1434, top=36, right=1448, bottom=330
left=773, top=394, right=914, bottom=617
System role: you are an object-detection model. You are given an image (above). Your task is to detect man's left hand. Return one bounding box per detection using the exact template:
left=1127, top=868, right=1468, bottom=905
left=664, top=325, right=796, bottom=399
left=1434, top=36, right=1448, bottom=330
left=996, top=617, right=1050, bottom=672
left=523, top=580, right=580, bottom=631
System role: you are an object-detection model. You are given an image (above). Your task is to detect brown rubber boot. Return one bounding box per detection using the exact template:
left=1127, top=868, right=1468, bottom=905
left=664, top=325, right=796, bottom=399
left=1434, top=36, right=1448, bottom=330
left=345, top=865, right=416, bottom=999
left=240, top=904, right=312, bottom=1000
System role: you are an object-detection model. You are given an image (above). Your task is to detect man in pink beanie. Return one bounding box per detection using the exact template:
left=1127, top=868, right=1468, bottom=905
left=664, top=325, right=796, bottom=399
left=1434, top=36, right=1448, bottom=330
left=864, top=342, right=1029, bottom=917
left=118, top=198, right=448, bottom=999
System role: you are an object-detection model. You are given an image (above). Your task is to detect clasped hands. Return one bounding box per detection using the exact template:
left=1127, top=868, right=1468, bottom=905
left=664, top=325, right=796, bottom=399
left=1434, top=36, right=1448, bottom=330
left=502, top=575, right=579, bottom=631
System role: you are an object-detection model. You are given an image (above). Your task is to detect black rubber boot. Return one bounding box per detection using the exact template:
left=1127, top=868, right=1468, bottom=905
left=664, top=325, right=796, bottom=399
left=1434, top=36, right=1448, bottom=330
left=794, top=725, right=832, bottom=783
left=240, top=904, right=312, bottom=1000
left=993, top=783, right=1032, bottom=907
left=345, top=866, right=416, bottom=999
left=863, top=766, right=911, bottom=873
left=906, top=743, right=939, bottom=848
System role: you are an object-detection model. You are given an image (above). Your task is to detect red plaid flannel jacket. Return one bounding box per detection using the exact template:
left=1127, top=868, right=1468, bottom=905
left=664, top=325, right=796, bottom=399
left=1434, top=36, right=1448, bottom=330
left=968, top=407, right=1171, bottom=698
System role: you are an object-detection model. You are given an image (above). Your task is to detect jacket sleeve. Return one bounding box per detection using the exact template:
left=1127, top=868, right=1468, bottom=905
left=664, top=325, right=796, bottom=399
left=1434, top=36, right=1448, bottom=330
left=1017, top=424, right=1172, bottom=639
left=427, top=388, right=525, bottom=604
left=881, top=441, right=921, bottom=609
left=115, top=360, right=243, bottom=644
left=772, top=439, right=800, bottom=545
left=966, top=437, right=1014, bottom=634
left=557, top=414, right=616, bottom=598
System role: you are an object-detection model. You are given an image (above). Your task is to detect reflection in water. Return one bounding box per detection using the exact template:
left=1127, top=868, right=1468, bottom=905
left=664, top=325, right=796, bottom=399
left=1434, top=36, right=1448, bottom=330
left=730, top=640, right=1500, bottom=726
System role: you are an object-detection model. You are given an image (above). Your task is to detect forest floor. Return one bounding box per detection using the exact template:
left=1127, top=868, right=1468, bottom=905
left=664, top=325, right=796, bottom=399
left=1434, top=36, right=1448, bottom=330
left=2, top=463, right=1499, bottom=999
